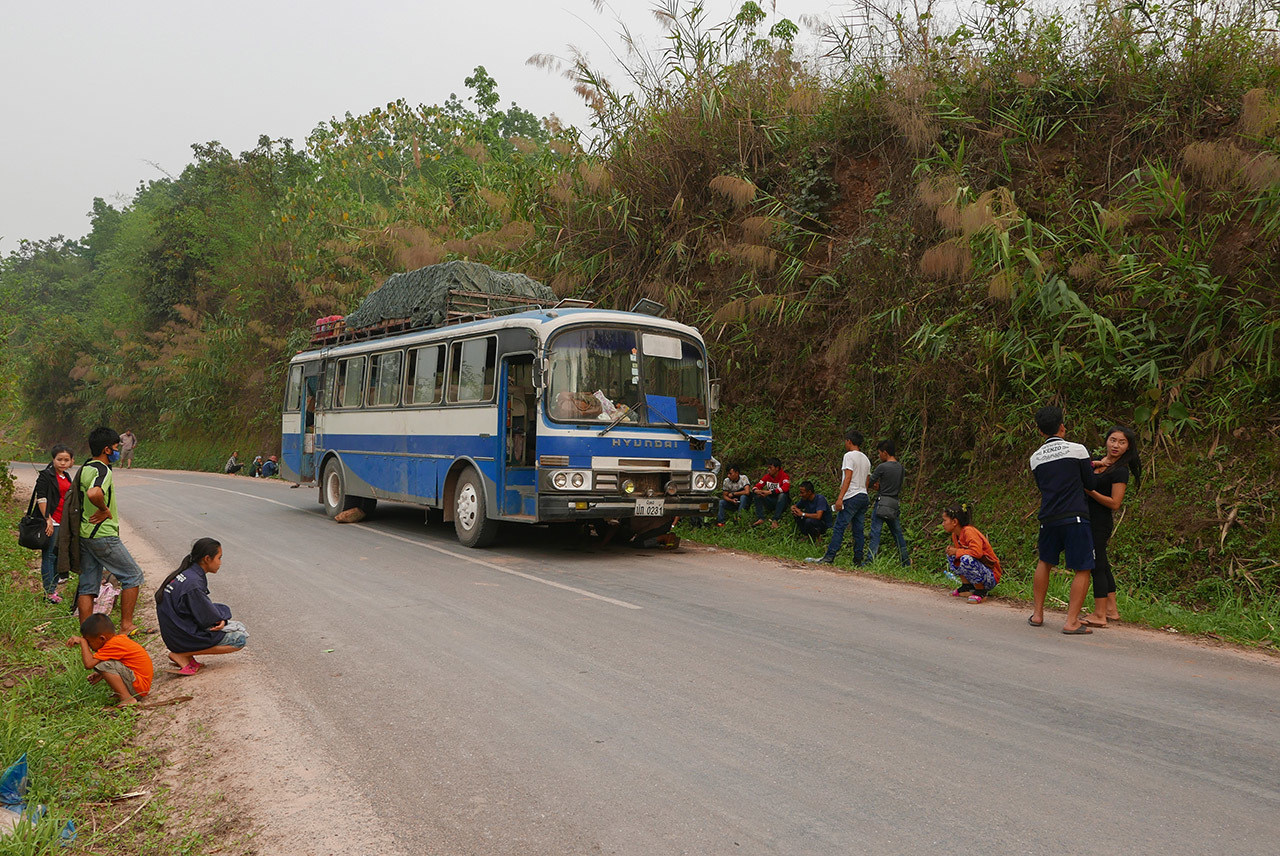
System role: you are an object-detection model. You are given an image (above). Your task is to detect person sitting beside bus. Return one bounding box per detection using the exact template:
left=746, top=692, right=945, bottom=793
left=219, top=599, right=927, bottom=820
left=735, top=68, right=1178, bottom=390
left=224, top=452, right=243, bottom=475
left=751, top=457, right=792, bottom=529
left=716, top=463, right=752, bottom=525
left=790, top=481, right=832, bottom=539
left=260, top=456, right=279, bottom=478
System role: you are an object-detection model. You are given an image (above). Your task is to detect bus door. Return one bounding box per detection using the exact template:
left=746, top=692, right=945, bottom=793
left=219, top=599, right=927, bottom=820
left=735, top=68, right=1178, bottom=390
left=500, top=355, right=537, bottom=517
left=300, top=362, right=320, bottom=482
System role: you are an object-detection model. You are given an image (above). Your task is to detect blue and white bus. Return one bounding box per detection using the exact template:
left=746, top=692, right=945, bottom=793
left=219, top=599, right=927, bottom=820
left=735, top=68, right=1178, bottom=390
left=280, top=306, right=721, bottom=546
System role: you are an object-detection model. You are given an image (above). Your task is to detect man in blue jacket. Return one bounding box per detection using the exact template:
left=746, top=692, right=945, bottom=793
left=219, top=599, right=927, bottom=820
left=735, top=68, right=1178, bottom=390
left=1029, top=406, right=1098, bottom=634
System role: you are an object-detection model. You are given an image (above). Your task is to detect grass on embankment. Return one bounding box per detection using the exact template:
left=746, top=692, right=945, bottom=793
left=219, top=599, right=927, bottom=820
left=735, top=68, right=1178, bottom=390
left=0, top=503, right=192, bottom=856
left=677, top=487, right=1280, bottom=651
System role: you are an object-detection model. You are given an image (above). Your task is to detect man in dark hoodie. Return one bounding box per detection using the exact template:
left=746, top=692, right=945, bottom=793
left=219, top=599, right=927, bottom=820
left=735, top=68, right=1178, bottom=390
left=1028, top=406, right=1098, bottom=634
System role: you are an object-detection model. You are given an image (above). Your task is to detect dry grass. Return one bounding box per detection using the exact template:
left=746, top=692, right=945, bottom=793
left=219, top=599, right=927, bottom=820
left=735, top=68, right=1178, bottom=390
left=1239, top=88, right=1280, bottom=137
left=1068, top=253, right=1104, bottom=283
left=727, top=242, right=778, bottom=271
left=577, top=162, right=613, bottom=194
left=987, top=269, right=1015, bottom=301
left=509, top=136, right=539, bottom=155
left=710, top=175, right=758, bottom=208
left=387, top=225, right=445, bottom=269
left=883, top=68, right=940, bottom=152
left=1242, top=153, right=1280, bottom=191
left=825, top=324, right=868, bottom=365
left=919, top=238, right=972, bottom=281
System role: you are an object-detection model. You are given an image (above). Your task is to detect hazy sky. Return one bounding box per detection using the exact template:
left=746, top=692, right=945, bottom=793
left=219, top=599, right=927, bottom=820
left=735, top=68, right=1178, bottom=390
left=1, top=0, right=845, bottom=253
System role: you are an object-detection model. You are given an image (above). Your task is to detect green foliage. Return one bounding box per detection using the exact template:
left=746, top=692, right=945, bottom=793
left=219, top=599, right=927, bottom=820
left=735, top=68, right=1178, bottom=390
left=0, top=505, right=165, bottom=855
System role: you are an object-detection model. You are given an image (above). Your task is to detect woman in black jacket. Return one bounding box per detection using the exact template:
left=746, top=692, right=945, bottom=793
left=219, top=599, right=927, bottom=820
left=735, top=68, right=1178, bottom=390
left=33, top=444, right=75, bottom=603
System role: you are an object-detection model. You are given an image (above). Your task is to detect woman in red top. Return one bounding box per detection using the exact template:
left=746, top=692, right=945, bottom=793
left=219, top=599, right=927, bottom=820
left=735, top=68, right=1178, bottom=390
left=942, top=502, right=1003, bottom=604
left=33, top=444, right=74, bottom=603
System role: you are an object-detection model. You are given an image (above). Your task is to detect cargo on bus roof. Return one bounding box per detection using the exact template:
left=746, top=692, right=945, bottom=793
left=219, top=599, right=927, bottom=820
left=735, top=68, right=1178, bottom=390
left=344, top=261, right=556, bottom=332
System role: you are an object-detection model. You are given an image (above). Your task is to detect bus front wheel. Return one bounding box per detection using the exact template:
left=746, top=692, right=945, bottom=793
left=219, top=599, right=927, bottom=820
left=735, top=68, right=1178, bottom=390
left=454, top=470, right=499, bottom=548
left=321, top=460, right=359, bottom=519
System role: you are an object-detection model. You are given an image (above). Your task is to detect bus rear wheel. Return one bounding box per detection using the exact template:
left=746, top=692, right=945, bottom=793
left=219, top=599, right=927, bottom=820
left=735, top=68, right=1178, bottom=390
left=321, top=460, right=360, bottom=519
left=454, top=469, right=499, bottom=548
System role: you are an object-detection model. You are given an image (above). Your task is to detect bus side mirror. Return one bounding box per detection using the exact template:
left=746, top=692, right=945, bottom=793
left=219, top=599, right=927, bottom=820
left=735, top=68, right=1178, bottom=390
left=533, top=358, right=546, bottom=394
left=710, top=379, right=722, bottom=413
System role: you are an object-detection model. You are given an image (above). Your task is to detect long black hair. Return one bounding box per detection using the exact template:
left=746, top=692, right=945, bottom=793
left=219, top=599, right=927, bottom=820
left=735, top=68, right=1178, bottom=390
left=1101, top=425, right=1142, bottom=488
left=155, top=538, right=222, bottom=605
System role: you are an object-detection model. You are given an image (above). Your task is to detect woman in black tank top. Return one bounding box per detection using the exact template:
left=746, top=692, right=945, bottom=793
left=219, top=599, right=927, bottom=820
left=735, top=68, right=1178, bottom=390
left=1081, top=426, right=1142, bottom=628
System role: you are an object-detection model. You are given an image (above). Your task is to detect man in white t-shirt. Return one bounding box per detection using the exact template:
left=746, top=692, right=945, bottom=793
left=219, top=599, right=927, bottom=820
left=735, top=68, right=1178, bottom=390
left=806, top=429, right=871, bottom=565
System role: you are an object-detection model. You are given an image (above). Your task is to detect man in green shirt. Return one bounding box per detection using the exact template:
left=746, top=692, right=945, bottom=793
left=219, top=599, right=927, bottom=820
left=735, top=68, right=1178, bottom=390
left=77, top=427, right=145, bottom=636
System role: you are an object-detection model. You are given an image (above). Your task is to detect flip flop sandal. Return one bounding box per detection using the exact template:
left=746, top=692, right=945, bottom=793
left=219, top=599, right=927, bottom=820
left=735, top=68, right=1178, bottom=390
left=967, top=594, right=985, bottom=603
left=1061, top=626, right=1093, bottom=635
left=171, top=661, right=203, bottom=676
left=1027, top=616, right=1044, bottom=627
left=1080, top=617, right=1108, bottom=628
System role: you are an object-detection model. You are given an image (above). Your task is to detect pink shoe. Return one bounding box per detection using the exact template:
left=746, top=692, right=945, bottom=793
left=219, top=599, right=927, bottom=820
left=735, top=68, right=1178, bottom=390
left=967, top=593, right=985, bottom=603
left=169, top=658, right=202, bottom=676
left=47, top=592, right=63, bottom=604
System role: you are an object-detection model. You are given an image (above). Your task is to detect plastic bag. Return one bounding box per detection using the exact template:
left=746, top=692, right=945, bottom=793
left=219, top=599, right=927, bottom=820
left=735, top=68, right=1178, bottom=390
left=0, top=754, right=76, bottom=841
left=93, top=582, right=120, bottom=615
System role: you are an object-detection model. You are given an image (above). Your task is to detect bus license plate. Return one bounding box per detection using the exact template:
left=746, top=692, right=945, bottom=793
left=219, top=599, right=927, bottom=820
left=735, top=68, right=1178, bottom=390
left=634, top=498, right=665, bottom=517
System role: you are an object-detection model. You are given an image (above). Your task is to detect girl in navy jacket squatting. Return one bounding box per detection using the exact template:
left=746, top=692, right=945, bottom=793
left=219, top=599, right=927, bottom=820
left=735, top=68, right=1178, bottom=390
left=155, top=538, right=249, bottom=675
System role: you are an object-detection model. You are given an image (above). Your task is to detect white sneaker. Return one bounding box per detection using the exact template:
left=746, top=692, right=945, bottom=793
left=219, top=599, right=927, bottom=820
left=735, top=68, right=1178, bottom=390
left=804, top=557, right=832, bottom=564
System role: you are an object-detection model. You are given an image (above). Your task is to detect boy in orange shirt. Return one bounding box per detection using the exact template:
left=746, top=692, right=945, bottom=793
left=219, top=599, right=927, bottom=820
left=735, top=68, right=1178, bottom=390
left=66, top=613, right=154, bottom=706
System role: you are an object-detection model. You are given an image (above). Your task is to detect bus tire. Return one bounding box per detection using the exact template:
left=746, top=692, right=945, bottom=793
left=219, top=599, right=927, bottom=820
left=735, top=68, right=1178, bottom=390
left=321, top=459, right=359, bottom=519
left=453, top=469, right=499, bottom=548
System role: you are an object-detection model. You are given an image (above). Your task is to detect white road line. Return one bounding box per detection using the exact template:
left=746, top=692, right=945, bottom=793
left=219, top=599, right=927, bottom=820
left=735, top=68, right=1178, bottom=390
left=132, top=474, right=643, bottom=611
left=368, top=528, right=642, bottom=610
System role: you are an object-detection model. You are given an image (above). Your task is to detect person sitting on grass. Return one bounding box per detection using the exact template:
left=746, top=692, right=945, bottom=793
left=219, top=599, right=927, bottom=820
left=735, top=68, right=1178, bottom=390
left=716, top=463, right=752, bottom=526
left=790, top=481, right=832, bottom=539
left=224, top=451, right=243, bottom=475
left=65, top=613, right=154, bottom=707
left=751, top=458, right=791, bottom=529
left=156, top=537, right=248, bottom=676
left=941, top=503, right=1003, bottom=603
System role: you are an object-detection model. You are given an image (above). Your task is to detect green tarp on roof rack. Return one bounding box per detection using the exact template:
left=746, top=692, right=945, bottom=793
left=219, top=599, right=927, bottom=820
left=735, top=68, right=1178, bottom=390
left=344, top=260, right=555, bottom=332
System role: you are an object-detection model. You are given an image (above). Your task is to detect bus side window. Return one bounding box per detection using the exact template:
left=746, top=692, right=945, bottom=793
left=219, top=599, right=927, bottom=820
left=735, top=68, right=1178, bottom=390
left=321, top=362, right=336, bottom=410
left=366, top=351, right=403, bottom=407
left=406, top=345, right=444, bottom=405
left=450, top=337, right=496, bottom=403
left=283, top=365, right=303, bottom=412
left=335, top=356, right=366, bottom=409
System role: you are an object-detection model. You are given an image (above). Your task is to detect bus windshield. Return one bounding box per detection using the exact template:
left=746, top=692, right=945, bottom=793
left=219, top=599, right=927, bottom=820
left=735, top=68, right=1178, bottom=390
left=547, top=327, right=709, bottom=427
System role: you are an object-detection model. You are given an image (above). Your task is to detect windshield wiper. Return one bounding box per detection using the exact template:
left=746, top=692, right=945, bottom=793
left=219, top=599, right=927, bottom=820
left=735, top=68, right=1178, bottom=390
left=598, top=401, right=647, bottom=437
left=643, top=405, right=705, bottom=450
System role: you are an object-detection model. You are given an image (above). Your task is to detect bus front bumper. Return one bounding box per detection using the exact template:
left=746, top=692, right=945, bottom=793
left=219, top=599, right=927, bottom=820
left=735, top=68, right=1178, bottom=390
left=538, top=495, right=715, bottom=521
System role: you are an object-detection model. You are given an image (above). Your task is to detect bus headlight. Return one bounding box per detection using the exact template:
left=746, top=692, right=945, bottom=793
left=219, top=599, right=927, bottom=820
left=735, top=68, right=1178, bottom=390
left=570, top=472, right=585, bottom=488
left=693, top=473, right=718, bottom=491
left=553, top=472, right=568, bottom=489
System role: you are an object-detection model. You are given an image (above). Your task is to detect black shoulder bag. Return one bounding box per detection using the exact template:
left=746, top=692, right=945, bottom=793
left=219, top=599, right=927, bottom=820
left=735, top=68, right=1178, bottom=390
left=18, top=489, right=50, bottom=551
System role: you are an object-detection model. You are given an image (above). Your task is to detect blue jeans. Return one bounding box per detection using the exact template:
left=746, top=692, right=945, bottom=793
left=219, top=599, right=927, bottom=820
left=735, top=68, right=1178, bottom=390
left=717, top=494, right=751, bottom=523
left=40, top=524, right=59, bottom=595
left=868, top=510, right=910, bottom=565
left=754, top=492, right=790, bottom=521
left=822, top=493, right=869, bottom=563
left=78, top=536, right=146, bottom=597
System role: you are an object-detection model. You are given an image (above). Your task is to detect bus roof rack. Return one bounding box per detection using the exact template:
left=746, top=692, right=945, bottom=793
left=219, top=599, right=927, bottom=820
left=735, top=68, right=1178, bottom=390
left=310, top=289, right=598, bottom=346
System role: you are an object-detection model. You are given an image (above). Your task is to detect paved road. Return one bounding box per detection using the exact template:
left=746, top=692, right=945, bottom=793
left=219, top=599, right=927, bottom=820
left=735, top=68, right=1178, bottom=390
left=114, top=469, right=1278, bottom=855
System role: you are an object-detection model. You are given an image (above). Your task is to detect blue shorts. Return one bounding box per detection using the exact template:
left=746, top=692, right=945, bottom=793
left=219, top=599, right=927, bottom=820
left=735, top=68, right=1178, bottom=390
left=78, top=536, right=146, bottom=597
left=218, top=620, right=249, bottom=649
left=1038, top=519, right=1095, bottom=570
